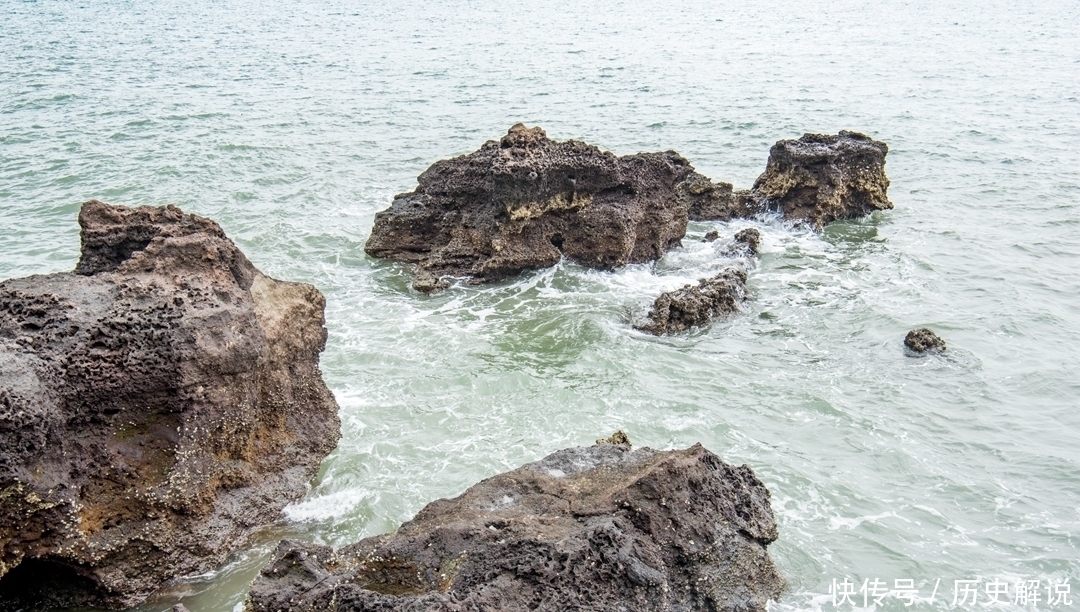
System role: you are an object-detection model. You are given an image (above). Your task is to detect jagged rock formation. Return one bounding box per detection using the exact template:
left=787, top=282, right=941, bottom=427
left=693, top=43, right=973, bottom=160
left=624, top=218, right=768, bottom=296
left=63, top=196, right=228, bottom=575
left=904, top=328, right=946, bottom=353
left=248, top=442, right=784, bottom=612
left=739, top=131, right=892, bottom=228
left=0, top=200, right=340, bottom=609
left=634, top=267, right=749, bottom=336
left=366, top=124, right=710, bottom=291
left=366, top=126, right=891, bottom=291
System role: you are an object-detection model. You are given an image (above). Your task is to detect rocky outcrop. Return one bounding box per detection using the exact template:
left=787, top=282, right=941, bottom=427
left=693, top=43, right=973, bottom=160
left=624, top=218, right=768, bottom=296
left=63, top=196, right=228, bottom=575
left=365, top=124, right=706, bottom=291
left=904, top=328, right=946, bottom=353
left=248, top=441, right=784, bottom=612
left=0, top=201, right=340, bottom=609
left=738, top=131, right=892, bottom=228
left=366, top=127, right=891, bottom=291
left=634, top=267, right=749, bottom=336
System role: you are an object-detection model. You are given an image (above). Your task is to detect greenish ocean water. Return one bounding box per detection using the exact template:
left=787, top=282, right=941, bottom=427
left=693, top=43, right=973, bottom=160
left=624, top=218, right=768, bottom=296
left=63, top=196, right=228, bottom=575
left=1, top=0, right=1079, bottom=610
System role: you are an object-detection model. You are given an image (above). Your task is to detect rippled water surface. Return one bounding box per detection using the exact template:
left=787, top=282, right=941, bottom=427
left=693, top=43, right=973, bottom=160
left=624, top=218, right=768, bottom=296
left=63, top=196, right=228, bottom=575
left=2, top=0, right=1080, bottom=610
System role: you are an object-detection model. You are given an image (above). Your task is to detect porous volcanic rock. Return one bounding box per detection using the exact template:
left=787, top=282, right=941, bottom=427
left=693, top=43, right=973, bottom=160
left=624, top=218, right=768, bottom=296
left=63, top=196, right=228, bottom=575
left=365, top=124, right=710, bottom=291
left=904, top=328, right=946, bottom=353
left=248, top=442, right=784, bottom=612
left=740, top=131, right=892, bottom=228
left=0, top=201, right=340, bottom=608
left=634, top=268, right=749, bottom=336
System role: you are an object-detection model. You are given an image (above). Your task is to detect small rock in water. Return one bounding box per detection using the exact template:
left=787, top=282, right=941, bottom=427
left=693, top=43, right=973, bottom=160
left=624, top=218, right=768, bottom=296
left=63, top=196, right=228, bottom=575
left=703, top=230, right=720, bottom=242
left=595, top=429, right=632, bottom=447
left=733, top=227, right=761, bottom=255
left=412, top=270, right=450, bottom=294
left=635, top=267, right=749, bottom=335
left=904, top=328, right=947, bottom=353
left=172, top=605, right=192, bottom=612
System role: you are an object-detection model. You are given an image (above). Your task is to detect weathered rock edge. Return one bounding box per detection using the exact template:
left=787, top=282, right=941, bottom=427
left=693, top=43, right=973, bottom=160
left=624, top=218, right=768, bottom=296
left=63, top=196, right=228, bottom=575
left=0, top=200, right=341, bottom=609
left=248, top=442, right=784, bottom=612
left=635, top=229, right=760, bottom=336
left=364, top=125, right=891, bottom=291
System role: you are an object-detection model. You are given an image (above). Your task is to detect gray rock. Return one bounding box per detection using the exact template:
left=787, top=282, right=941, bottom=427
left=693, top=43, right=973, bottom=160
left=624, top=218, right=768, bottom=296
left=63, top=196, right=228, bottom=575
left=248, top=442, right=784, bottom=612
left=0, top=201, right=340, bottom=608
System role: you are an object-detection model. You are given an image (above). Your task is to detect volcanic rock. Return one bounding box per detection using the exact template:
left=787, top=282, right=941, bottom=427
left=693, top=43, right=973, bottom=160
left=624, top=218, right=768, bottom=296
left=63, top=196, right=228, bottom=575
left=904, top=328, right=946, bottom=353
left=365, top=124, right=706, bottom=291
left=635, top=268, right=749, bottom=336
left=248, top=442, right=784, bottom=612
left=740, top=131, right=892, bottom=228
left=0, top=200, right=340, bottom=608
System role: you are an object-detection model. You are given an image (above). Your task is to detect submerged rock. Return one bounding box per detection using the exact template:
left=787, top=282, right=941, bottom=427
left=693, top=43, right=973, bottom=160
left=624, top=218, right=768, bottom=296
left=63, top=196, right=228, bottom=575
left=635, top=267, right=749, bottom=336
left=248, top=442, right=784, bottom=612
left=0, top=201, right=341, bottom=608
left=365, top=124, right=705, bottom=290
left=733, top=228, right=762, bottom=255
left=904, top=328, right=946, bottom=353
left=742, top=131, right=892, bottom=228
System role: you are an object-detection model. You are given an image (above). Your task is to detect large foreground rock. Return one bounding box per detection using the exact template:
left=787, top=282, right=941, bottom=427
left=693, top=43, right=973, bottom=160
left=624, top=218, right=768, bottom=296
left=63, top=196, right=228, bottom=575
left=366, top=124, right=725, bottom=291
left=0, top=201, right=340, bottom=608
left=249, top=441, right=784, bottom=612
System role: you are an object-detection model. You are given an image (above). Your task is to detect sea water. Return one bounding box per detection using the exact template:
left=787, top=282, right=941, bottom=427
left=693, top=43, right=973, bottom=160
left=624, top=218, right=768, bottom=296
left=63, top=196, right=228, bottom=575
left=1, top=0, right=1078, bottom=610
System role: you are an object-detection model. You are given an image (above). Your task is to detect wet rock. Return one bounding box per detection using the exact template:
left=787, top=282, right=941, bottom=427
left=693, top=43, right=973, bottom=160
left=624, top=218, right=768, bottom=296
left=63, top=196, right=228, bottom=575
left=904, top=328, right=946, bottom=353
left=595, top=430, right=631, bottom=447
left=172, top=605, right=192, bottom=612
left=635, top=268, right=749, bottom=336
left=733, top=228, right=762, bottom=255
left=678, top=172, right=755, bottom=222
left=365, top=124, right=703, bottom=289
left=0, top=201, right=340, bottom=608
left=743, top=131, right=892, bottom=228
left=703, top=230, right=720, bottom=242
left=248, top=442, right=784, bottom=612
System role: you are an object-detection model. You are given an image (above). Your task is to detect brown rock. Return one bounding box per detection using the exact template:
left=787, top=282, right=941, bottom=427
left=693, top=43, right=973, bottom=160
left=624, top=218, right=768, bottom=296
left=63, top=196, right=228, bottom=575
left=635, top=268, right=749, bottom=336
left=248, top=442, right=784, bottom=612
left=0, top=201, right=340, bottom=608
left=365, top=124, right=702, bottom=289
left=744, top=131, right=892, bottom=228
left=904, top=328, right=947, bottom=353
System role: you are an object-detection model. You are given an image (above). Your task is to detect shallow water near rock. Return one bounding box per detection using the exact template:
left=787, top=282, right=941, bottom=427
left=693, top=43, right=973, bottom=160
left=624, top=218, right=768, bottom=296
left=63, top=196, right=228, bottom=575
left=1, top=0, right=1078, bottom=610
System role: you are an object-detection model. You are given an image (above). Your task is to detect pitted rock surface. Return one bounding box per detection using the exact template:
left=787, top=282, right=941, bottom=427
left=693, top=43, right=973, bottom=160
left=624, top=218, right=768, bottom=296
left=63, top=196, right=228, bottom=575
left=904, top=328, right=947, bottom=353
left=741, top=131, right=892, bottom=228
left=248, top=443, right=783, bottom=612
left=0, top=200, right=340, bottom=609
left=635, top=267, right=749, bottom=336
left=366, top=124, right=712, bottom=290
